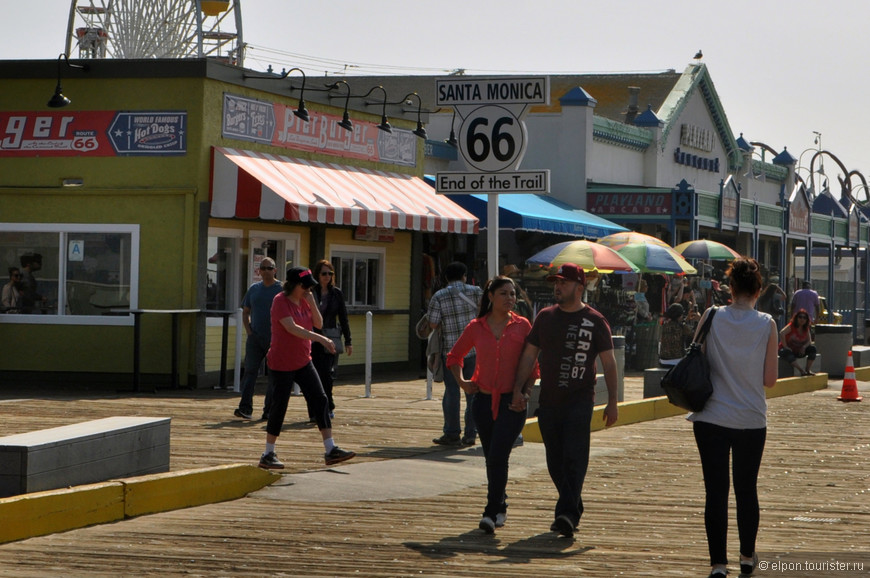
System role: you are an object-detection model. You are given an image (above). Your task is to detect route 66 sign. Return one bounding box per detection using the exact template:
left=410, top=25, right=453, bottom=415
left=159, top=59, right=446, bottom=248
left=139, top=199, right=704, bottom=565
left=436, top=77, right=549, bottom=173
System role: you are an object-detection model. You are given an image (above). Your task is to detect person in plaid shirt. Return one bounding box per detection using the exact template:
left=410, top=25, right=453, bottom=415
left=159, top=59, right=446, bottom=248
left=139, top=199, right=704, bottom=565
left=427, top=262, right=483, bottom=446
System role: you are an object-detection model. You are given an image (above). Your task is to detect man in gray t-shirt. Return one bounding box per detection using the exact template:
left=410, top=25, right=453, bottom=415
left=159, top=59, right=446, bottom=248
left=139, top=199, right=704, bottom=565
left=234, top=257, right=283, bottom=420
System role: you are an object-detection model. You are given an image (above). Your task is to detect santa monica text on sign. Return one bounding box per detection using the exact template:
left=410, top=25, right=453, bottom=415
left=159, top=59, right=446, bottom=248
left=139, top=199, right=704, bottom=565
left=436, top=77, right=549, bottom=106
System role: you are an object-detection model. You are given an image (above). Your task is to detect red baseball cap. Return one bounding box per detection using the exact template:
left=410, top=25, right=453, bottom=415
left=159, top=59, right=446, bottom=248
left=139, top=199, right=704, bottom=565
left=546, top=263, right=586, bottom=285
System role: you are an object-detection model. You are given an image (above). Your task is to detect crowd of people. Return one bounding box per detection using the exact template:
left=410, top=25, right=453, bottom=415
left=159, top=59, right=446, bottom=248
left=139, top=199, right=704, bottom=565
left=225, top=252, right=818, bottom=576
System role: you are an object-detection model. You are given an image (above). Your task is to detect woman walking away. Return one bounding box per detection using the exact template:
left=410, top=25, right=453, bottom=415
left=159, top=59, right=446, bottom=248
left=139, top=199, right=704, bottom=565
left=689, top=257, right=778, bottom=577
left=311, top=259, right=352, bottom=419
left=258, top=267, right=355, bottom=470
left=778, top=309, right=817, bottom=376
left=446, top=276, right=538, bottom=534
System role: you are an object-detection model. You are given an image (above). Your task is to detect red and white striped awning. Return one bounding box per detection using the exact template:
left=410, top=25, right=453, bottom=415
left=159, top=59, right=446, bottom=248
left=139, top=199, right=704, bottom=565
left=210, top=147, right=478, bottom=234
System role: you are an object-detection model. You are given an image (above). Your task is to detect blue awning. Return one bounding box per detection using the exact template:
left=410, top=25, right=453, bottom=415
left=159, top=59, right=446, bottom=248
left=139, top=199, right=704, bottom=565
left=438, top=190, right=628, bottom=238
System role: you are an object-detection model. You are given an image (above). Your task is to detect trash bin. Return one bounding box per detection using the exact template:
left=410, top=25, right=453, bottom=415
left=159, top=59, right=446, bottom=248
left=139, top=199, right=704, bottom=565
left=632, top=322, right=661, bottom=370
left=814, top=324, right=852, bottom=377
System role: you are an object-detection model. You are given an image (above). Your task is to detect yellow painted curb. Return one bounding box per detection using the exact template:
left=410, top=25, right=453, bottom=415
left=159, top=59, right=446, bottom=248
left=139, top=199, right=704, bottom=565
left=522, top=373, right=830, bottom=442
left=0, top=464, right=279, bottom=544
left=124, top=464, right=280, bottom=518
left=0, top=482, right=124, bottom=544
left=855, top=366, right=870, bottom=381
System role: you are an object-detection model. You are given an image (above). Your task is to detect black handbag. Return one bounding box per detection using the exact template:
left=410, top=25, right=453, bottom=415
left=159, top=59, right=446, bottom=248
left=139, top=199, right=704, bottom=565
left=661, top=307, right=718, bottom=411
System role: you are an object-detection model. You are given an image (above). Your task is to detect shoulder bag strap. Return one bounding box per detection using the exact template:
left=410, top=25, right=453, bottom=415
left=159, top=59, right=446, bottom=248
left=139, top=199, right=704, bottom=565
left=694, top=306, right=718, bottom=345
left=452, top=285, right=478, bottom=310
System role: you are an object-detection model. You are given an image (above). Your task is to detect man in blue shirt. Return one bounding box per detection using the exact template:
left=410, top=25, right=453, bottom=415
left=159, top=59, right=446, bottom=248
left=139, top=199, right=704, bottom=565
left=235, top=257, right=283, bottom=420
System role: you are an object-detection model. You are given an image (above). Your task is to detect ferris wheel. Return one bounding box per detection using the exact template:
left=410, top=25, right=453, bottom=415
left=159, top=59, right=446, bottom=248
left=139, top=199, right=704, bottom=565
left=65, top=0, right=244, bottom=65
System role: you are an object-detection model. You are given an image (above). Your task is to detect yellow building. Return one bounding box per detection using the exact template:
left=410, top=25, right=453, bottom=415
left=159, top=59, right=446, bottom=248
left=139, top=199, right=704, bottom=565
left=0, top=59, right=476, bottom=387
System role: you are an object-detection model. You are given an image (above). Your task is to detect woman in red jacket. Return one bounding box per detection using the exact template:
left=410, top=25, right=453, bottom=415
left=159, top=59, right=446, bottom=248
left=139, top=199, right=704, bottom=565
left=447, top=276, right=538, bottom=534
left=778, top=309, right=817, bottom=376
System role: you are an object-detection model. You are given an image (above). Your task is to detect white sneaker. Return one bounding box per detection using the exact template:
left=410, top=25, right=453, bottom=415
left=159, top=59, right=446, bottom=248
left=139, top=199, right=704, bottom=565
left=478, top=516, right=495, bottom=534
left=495, top=512, right=507, bottom=527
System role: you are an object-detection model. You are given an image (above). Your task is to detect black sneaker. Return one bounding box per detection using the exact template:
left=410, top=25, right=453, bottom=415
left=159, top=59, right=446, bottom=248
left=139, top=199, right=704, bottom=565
left=325, top=446, right=356, bottom=465
left=432, top=434, right=462, bottom=446
left=258, top=451, right=284, bottom=469
left=234, top=408, right=252, bottom=420
left=552, top=515, right=575, bottom=537
left=260, top=413, right=269, bottom=421
left=461, top=436, right=476, bottom=446
left=740, top=552, right=758, bottom=576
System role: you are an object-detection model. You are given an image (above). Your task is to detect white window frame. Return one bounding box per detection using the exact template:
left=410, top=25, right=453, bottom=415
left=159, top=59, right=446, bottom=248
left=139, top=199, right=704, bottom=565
left=248, top=230, right=301, bottom=285
left=206, top=227, right=243, bottom=328
left=0, top=223, right=139, bottom=326
left=329, top=244, right=386, bottom=309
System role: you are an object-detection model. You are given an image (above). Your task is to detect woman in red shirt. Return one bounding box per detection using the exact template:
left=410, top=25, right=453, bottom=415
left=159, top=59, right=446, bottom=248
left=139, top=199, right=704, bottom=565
left=447, top=276, right=538, bottom=534
left=259, top=267, right=356, bottom=470
left=778, top=309, right=817, bottom=376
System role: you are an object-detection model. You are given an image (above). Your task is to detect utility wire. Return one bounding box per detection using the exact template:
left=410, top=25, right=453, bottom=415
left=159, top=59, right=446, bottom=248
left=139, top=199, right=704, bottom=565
left=244, top=44, right=673, bottom=77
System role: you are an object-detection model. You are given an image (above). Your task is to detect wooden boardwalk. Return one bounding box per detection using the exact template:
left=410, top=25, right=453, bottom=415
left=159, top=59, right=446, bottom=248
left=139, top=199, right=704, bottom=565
left=0, top=373, right=868, bottom=577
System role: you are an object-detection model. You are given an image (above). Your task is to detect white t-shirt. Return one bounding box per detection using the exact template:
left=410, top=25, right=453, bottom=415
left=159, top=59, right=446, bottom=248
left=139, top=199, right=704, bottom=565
left=688, top=305, right=773, bottom=429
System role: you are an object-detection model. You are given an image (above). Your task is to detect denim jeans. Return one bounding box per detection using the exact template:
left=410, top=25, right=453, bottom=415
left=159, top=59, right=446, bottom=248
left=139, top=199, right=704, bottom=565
left=472, top=392, right=526, bottom=519
left=311, top=343, right=336, bottom=414
left=239, top=333, right=274, bottom=416
left=693, top=421, right=767, bottom=566
left=537, top=400, right=594, bottom=527
left=442, top=354, right=476, bottom=439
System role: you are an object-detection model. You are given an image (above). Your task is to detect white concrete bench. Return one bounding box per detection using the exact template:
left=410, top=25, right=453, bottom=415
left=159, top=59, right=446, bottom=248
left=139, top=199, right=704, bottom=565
left=643, top=367, right=670, bottom=398
left=851, top=345, right=870, bottom=368
left=0, top=416, right=170, bottom=498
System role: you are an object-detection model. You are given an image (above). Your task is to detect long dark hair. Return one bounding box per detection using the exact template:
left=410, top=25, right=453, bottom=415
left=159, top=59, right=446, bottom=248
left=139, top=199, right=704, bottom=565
left=726, top=256, right=762, bottom=298
left=478, top=276, right=515, bottom=318
left=312, top=259, right=334, bottom=289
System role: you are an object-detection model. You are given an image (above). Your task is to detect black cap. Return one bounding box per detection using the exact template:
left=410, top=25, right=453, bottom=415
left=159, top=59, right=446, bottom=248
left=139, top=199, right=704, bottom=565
left=286, top=267, right=316, bottom=289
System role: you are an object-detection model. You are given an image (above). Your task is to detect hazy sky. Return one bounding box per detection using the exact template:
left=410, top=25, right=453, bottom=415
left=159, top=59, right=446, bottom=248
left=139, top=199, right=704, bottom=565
left=4, top=0, right=868, bottom=184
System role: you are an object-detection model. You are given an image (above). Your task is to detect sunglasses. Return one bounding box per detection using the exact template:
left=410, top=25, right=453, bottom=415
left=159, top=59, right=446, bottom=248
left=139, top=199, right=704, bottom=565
left=320, top=271, right=334, bottom=277
left=11, top=274, right=21, bottom=278
left=260, top=266, right=275, bottom=271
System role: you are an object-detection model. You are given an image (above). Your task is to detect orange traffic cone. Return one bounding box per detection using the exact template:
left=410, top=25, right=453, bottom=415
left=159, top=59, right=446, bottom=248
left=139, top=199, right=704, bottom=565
left=838, top=351, right=863, bottom=402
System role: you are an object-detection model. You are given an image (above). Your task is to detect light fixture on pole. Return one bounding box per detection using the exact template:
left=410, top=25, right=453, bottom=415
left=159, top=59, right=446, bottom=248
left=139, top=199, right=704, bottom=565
left=397, top=92, right=427, bottom=139
left=47, top=53, right=89, bottom=108
left=358, top=86, right=391, bottom=133
left=243, top=66, right=309, bottom=122
left=331, top=80, right=353, bottom=132
left=446, top=108, right=458, bottom=147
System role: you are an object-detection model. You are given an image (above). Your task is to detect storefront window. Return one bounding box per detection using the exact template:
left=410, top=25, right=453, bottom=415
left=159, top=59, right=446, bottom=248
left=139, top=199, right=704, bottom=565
left=331, top=249, right=384, bottom=308
left=206, top=232, right=242, bottom=313
left=0, top=224, right=138, bottom=324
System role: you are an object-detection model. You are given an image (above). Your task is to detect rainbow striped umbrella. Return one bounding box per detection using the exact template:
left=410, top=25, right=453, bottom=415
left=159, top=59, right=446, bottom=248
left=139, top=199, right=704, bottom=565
left=674, top=240, right=741, bottom=261
left=526, top=240, right=639, bottom=272
left=613, top=242, right=697, bottom=274
left=597, top=232, right=670, bottom=250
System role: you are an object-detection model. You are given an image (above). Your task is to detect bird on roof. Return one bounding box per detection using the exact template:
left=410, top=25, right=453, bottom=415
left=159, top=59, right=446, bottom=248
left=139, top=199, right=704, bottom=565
left=694, top=50, right=703, bottom=60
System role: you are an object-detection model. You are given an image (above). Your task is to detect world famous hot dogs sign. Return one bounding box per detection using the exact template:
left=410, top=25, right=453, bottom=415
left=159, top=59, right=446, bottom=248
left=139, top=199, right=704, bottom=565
left=0, top=110, right=187, bottom=156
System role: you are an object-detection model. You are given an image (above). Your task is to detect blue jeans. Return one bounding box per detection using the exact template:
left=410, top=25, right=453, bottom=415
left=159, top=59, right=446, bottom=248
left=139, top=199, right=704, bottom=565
left=442, top=354, right=476, bottom=439
left=472, top=392, right=527, bottom=519
left=693, top=421, right=766, bottom=566
left=537, top=400, right=594, bottom=526
left=239, top=333, right=275, bottom=416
